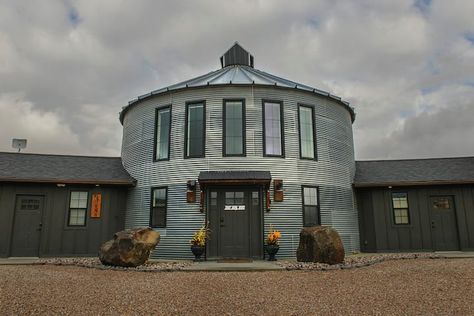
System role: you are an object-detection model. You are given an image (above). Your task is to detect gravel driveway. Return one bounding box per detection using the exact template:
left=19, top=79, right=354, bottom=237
left=1, top=258, right=473, bottom=315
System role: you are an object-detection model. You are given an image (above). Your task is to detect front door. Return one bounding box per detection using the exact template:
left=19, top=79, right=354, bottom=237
left=430, top=196, right=459, bottom=251
left=10, top=195, right=44, bottom=257
left=207, top=188, right=262, bottom=259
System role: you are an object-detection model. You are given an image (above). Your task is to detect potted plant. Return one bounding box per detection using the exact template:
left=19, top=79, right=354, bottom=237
left=265, top=226, right=281, bottom=261
left=190, top=224, right=210, bottom=261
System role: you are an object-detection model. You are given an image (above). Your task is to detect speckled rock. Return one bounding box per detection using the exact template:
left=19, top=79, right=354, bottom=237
left=99, top=227, right=160, bottom=267
left=296, top=226, right=345, bottom=264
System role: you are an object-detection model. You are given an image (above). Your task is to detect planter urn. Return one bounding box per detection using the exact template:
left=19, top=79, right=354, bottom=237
left=265, top=244, right=280, bottom=261
left=191, top=245, right=205, bottom=261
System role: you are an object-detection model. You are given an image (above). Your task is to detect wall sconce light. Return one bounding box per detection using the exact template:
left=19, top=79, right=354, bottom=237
left=186, top=180, right=196, bottom=203
left=274, top=179, right=283, bottom=202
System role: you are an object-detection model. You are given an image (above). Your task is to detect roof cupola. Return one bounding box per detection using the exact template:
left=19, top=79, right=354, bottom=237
left=220, top=42, right=254, bottom=68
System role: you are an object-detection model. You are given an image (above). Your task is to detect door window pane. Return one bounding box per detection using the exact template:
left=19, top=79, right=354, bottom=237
left=155, top=107, right=171, bottom=160
left=433, top=198, right=450, bottom=209
left=210, top=192, right=217, bottom=206
left=264, top=102, right=283, bottom=156
left=224, top=100, right=245, bottom=156
left=186, top=103, right=205, bottom=157
left=299, top=106, right=315, bottom=159
left=252, top=192, right=259, bottom=206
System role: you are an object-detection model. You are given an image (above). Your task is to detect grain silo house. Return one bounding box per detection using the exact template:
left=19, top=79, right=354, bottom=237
left=119, top=43, right=359, bottom=259
left=2, top=42, right=474, bottom=259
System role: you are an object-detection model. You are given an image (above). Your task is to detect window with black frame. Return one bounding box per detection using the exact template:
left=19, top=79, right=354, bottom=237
left=302, top=186, right=319, bottom=226
left=151, top=187, right=167, bottom=228
left=223, top=99, right=245, bottom=156
left=298, top=105, right=316, bottom=159
left=68, top=191, right=88, bottom=226
left=391, top=192, right=410, bottom=225
left=155, top=106, right=171, bottom=160
left=185, top=102, right=205, bottom=158
left=263, top=101, right=284, bottom=157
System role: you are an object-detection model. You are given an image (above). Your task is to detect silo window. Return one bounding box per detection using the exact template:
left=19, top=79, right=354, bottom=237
left=263, top=101, right=284, bottom=157
left=150, top=187, right=167, bottom=228
left=155, top=106, right=171, bottom=160
left=302, top=186, right=319, bottom=226
left=185, top=102, right=206, bottom=158
left=223, top=99, right=246, bottom=156
left=298, top=105, right=317, bottom=160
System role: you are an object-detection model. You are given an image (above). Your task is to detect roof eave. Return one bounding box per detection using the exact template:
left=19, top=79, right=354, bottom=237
left=354, top=179, right=474, bottom=188
left=120, top=83, right=356, bottom=124
left=0, top=178, right=137, bottom=186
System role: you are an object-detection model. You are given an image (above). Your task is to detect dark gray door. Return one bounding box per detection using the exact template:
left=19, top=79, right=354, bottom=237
left=430, top=196, right=459, bottom=251
left=221, top=191, right=249, bottom=257
left=10, top=195, right=44, bottom=257
left=207, top=188, right=262, bottom=259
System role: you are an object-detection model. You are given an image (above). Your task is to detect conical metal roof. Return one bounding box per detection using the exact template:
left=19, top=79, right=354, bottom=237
left=120, top=46, right=355, bottom=123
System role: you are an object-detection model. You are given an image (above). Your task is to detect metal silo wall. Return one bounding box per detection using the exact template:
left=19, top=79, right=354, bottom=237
left=121, top=85, right=358, bottom=259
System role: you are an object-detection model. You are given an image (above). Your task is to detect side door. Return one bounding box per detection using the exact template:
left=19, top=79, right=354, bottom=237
left=10, top=195, right=44, bottom=257
left=430, top=196, right=459, bottom=251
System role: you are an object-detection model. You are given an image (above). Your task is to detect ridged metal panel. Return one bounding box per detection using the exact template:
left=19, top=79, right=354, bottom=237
left=121, top=85, right=359, bottom=259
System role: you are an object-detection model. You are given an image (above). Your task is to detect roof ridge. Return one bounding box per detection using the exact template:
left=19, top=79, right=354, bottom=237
left=0, top=151, right=122, bottom=159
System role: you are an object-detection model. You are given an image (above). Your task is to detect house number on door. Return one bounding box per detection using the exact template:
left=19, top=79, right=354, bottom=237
left=224, top=205, right=245, bottom=211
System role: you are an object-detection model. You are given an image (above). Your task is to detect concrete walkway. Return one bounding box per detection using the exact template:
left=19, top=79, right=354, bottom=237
left=0, top=257, right=39, bottom=265
left=182, top=260, right=284, bottom=272
left=435, top=251, right=474, bottom=259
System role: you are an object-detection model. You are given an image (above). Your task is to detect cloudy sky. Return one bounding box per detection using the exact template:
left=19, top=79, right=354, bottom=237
left=0, top=0, right=473, bottom=159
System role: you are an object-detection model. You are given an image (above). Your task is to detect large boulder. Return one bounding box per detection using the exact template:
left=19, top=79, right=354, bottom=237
left=296, top=226, right=345, bottom=264
left=99, top=227, right=160, bottom=267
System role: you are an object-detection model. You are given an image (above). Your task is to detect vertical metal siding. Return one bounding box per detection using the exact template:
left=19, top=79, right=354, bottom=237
left=121, top=85, right=359, bottom=259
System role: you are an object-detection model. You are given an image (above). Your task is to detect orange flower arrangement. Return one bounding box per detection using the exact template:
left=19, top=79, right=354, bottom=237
left=266, top=226, right=281, bottom=245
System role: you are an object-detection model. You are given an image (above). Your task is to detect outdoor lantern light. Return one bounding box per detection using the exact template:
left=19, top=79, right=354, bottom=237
left=274, top=179, right=283, bottom=202
left=186, top=180, right=197, bottom=203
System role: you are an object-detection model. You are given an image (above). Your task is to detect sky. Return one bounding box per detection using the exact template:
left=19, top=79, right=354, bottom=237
left=0, top=0, right=473, bottom=160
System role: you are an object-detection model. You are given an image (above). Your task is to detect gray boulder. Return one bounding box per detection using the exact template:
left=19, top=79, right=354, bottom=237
left=99, top=227, right=160, bottom=267
left=296, top=226, right=345, bottom=264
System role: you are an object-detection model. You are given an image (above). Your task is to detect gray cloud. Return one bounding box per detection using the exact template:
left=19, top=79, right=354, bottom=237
left=0, top=0, right=473, bottom=160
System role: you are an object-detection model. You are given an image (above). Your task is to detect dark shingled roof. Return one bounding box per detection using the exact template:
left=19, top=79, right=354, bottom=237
left=0, top=152, right=135, bottom=186
left=199, top=171, right=271, bottom=182
left=355, top=157, right=474, bottom=187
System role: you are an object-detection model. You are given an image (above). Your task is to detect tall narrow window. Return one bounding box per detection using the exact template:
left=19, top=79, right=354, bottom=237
left=151, top=187, right=167, bottom=228
left=392, top=192, right=410, bottom=225
left=263, top=101, right=284, bottom=157
left=298, top=105, right=316, bottom=159
left=302, top=186, right=319, bottom=226
left=68, top=191, right=88, bottom=226
left=155, top=106, right=171, bottom=160
left=185, top=102, right=205, bottom=158
left=223, top=99, right=245, bottom=156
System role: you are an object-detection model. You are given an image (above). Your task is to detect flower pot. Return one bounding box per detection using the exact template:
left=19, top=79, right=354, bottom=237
left=265, top=244, right=280, bottom=261
left=191, top=245, right=205, bottom=261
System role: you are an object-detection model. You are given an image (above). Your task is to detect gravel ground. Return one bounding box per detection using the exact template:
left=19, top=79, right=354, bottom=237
left=1, top=258, right=473, bottom=315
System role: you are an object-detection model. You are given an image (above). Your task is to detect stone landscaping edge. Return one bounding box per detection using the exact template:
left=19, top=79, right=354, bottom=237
left=29, top=253, right=447, bottom=272
left=277, top=253, right=444, bottom=271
